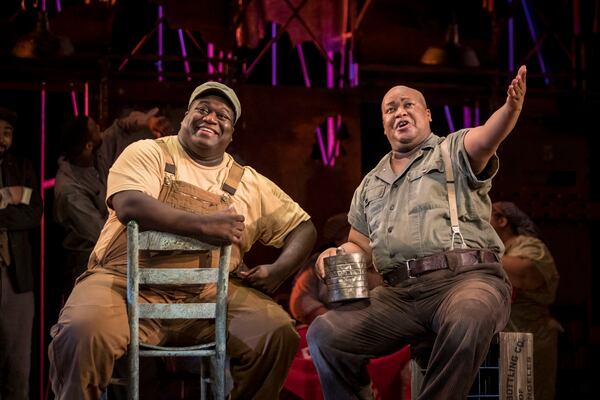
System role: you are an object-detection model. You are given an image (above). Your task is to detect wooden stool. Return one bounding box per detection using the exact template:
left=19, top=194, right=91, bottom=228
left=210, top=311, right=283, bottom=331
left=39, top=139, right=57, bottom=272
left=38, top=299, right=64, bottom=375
left=410, top=332, right=534, bottom=399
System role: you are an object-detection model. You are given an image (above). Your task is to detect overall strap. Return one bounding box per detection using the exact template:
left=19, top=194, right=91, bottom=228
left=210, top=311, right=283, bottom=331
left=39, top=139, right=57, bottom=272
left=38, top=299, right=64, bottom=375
left=155, top=139, right=176, bottom=176
left=156, top=138, right=244, bottom=197
left=440, top=139, right=466, bottom=250
left=222, top=161, right=244, bottom=196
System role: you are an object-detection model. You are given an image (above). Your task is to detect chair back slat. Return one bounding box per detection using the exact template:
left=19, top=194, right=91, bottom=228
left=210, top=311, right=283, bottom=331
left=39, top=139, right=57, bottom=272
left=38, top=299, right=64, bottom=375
left=139, top=231, right=217, bottom=252
left=139, top=268, right=218, bottom=285
left=138, top=303, right=216, bottom=319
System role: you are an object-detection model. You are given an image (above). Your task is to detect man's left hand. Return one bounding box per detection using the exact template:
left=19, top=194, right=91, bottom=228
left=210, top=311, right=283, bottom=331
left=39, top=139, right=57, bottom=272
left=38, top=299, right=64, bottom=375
left=238, top=264, right=285, bottom=294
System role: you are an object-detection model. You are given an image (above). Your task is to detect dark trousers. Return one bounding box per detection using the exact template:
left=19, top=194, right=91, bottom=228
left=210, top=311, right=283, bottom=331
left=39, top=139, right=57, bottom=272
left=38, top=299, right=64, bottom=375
left=307, top=263, right=511, bottom=400
left=0, top=266, right=35, bottom=400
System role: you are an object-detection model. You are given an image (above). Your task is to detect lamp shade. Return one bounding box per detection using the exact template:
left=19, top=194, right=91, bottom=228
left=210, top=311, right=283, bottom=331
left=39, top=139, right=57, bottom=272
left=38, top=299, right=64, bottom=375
left=420, top=22, right=479, bottom=67
left=12, top=11, right=74, bottom=59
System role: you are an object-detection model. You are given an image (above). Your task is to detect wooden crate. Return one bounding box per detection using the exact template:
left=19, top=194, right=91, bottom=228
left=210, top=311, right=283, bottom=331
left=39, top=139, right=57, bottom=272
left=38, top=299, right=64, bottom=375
left=499, top=332, right=534, bottom=400
left=411, top=332, right=534, bottom=400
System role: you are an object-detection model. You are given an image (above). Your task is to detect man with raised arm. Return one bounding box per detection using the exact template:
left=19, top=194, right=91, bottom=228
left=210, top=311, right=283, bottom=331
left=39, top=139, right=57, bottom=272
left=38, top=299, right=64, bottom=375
left=308, top=66, right=527, bottom=400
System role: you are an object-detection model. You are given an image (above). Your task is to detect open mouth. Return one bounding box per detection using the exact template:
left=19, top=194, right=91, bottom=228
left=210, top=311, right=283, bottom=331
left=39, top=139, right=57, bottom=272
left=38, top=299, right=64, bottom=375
left=395, top=120, right=409, bottom=129
left=195, top=126, right=218, bottom=136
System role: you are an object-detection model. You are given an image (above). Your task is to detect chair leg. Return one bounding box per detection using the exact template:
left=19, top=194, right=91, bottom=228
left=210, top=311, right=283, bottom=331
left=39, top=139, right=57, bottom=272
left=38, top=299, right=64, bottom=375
left=200, top=359, right=207, bottom=400
left=214, top=353, right=225, bottom=400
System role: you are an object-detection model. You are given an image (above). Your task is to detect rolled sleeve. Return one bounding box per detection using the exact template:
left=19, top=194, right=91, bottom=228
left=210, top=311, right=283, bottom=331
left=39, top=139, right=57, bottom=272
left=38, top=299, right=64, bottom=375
left=256, top=175, right=310, bottom=248
left=106, top=139, right=164, bottom=207
left=452, top=129, right=500, bottom=188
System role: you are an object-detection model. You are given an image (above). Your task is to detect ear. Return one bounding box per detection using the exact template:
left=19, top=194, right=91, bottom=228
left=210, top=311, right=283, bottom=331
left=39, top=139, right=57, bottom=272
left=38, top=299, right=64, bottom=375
left=426, top=109, right=432, bottom=122
left=497, top=215, right=509, bottom=229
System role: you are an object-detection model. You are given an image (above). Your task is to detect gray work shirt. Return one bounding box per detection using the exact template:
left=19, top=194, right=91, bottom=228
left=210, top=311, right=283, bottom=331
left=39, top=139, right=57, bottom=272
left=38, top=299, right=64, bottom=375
left=348, top=130, right=504, bottom=275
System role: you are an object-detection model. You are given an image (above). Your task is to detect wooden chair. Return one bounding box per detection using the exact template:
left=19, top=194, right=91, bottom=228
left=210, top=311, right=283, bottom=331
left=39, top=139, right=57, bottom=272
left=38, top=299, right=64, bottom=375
left=110, top=220, right=231, bottom=400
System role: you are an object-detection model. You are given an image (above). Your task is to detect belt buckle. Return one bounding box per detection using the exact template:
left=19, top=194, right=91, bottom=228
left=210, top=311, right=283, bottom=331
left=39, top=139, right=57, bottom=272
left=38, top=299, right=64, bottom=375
left=405, top=258, right=417, bottom=279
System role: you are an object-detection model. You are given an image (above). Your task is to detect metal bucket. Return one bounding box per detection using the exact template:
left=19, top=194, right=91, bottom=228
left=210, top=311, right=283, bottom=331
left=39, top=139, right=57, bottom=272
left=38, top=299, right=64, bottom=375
left=323, top=252, right=369, bottom=303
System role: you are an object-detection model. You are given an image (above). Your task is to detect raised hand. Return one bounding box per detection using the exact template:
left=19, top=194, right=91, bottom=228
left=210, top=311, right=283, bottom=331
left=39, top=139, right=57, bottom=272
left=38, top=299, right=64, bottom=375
left=147, top=115, right=174, bottom=138
left=507, top=65, right=527, bottom=112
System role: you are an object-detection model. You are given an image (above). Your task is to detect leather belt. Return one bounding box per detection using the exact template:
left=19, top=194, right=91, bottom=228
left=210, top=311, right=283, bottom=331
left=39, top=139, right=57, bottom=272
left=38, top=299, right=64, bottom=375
left=382, top=249, right=498, bottom=286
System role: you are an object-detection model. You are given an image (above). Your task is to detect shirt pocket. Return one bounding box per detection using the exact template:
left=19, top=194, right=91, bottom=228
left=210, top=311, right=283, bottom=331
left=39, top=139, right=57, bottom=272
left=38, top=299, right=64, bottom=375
left=407, top=159, right=448, bottom=213
left=364, top=183, right=386, bottom=235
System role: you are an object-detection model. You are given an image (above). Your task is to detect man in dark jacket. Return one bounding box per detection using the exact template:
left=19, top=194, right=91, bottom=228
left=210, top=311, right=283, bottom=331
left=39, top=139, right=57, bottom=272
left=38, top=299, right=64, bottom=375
left=0, top=106, right=43, bottom=399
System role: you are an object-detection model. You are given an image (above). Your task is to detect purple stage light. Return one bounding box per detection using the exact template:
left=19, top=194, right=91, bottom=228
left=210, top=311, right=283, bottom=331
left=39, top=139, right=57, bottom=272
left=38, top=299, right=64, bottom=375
left=444, top=105, right=455, bottom=133
left=521, top=0, right=550, bottom=84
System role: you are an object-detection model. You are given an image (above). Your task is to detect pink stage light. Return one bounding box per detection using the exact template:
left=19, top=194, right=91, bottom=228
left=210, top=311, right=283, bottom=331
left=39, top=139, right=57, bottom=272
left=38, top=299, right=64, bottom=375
left=297, top=45, right=311, bottom=88
left=315, top=127, right=328, bottom=166
left=208, top=43, right=215, bottom=75
left=70, top=83, right=79, bottom=116
left=39, top=82, right=47, bottom=400
left=42, top=178, right=55, bottom=190
left=84, top=81, right=89, bottom=116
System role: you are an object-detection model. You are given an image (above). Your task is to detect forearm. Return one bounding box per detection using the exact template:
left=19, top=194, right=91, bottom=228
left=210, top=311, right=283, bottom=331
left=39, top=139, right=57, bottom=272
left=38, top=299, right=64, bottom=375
left=270, top=220, right=317, bottom=279
left=112, top=190, right=208, bottom=238
left=473, top=104, right=521, bottom=152
left=465, top=65, right=526, bottom=172
left=339, top=227, right=372, bottom=263
left=0, top=163, right=43, bottom=230
left=0, top=203, right=42, bottom=230
left=111, top=190, right=244, bottom=245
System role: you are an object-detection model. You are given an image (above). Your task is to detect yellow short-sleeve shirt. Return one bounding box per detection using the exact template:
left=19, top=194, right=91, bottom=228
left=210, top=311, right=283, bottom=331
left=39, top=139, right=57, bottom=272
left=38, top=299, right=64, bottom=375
left=91, top=135, right=310, bottom=269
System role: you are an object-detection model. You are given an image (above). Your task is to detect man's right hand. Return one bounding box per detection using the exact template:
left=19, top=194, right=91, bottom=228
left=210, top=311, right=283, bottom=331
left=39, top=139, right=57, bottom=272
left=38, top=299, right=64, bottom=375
left=315, top=247, right=338, bottom=279
left=198, top=206, right=245, bottom=245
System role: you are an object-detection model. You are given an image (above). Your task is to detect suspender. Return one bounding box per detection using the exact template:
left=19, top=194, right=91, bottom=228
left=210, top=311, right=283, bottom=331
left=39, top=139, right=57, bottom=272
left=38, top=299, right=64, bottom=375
left=156, top=140, right=177, bottom=176
left=222, top=162, right=244, bottom=195
left=155, top=139, right=245, bottom=196
left=440, top=139, right=466, bottom=250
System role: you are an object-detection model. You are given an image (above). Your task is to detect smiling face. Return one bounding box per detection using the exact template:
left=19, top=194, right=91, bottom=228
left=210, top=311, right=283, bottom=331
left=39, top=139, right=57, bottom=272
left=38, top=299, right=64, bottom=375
left=381, top=85, right=432, bottom=153
left=178, top=95, right=235, bottom=164
left=0, top=119, right=14, bottom=159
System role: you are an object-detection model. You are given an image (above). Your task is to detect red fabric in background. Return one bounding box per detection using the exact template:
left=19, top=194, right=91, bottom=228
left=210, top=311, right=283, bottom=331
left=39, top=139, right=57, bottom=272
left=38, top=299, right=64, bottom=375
left=236, top=0, right=348, bottom=52
left=283, top=325, right=411, bottom=400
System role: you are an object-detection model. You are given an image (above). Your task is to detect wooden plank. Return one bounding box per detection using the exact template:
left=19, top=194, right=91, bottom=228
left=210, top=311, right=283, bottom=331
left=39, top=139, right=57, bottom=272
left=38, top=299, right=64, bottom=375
left=138, top=231, right=217, bottom=252
left=500, top=332, right=534, bottom=400
left=139, top=268, right=218, bottom=285
left=138, top=303, right=216, bottom=319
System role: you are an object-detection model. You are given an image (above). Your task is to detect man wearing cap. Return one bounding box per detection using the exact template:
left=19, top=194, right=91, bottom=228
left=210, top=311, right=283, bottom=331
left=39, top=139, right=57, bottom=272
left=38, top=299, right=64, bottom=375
left=48, top=82, right=316, bottom=400
left=0, top=106, right=43, bottom=399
